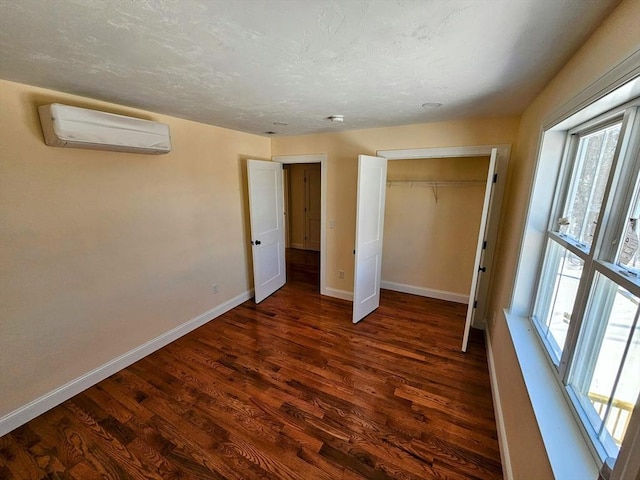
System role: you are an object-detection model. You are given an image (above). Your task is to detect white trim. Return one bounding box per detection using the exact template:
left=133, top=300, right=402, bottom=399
left=272, top=154, right=325, bottom=164
left=272, top=154, right=328, bottom=297
left=324, top=287, right=353, bottom=301
left=485, top=326, right=514, bottom=480
left=0, top=289, right=253, bottom=436
left=380, top=280, right=468, bottom=304
left=544, top=50, right=640, bottom=130
left=290, top=242, right=304, bottom=250
left=377, top=144, right=511, bottom=160
left=504, top=309, right=599, bottom=480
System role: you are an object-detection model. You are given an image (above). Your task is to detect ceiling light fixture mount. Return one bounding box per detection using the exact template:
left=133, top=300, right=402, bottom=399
left=327, top=115, right=344, bottom=123
left=421, top=102, right=444, bottom=108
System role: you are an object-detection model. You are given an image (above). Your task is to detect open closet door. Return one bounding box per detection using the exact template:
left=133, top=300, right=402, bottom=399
left=462, top=148, right=498, bottom=351
left=247, top=159, right=286, bottom=303
left=353, top=155, right=388, bottom=323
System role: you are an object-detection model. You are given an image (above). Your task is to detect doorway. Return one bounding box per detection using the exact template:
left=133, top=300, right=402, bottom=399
left=381, top=156, right=491, bottom=304
left=283, top=162, right=321, bottom=289
left=364, top=145, right=511, bottom=351
left=273, top=154, right=327, bottom=296
left=283, top=163, right=321, bottom=251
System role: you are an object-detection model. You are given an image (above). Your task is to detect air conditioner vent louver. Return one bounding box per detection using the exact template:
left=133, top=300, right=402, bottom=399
left=38, top=104, right=171, bottom=155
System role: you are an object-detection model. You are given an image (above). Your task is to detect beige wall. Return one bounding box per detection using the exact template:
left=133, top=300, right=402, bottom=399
left=0, top=79, right=271, bottom=416
left=485, top=0, right=640, bottom=478
left=383, top=157, right=489, bottom=296
left=271, top=118, right=520, bottom=294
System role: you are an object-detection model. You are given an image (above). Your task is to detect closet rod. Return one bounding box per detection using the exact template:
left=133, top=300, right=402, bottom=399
left=386, top=180, right=486, bottom=188
left=386, top=179, right=486, bottom=204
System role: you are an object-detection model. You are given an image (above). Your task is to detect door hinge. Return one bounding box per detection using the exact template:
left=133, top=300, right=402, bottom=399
left=473, top=300, right=477, bottom=308
left=493, top=173, right=498, bottom=183
left=482, top=240, right=487, bottom=250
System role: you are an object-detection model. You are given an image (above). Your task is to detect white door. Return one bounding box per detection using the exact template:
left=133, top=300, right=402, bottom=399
left=304, top=165, right=321, bottom=251
left=247, top=159, right=286, bottom=303
left=462, top=148, right=498, bottom=351
left=353, top=155, right=388, bottom=323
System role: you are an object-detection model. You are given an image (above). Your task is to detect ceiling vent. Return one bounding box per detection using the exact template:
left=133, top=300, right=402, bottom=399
left=38, top=104, right=172, bottom=154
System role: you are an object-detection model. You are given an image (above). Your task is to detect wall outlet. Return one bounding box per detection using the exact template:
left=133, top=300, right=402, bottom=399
left=338, top=270, right=344, bottom=279
left=212, top=283, right=218, bottom=294
left=329, top=219, right=335, bottom=229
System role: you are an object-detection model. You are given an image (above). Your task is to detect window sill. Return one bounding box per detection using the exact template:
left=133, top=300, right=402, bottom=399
left=503, top=309, right=599, bottom=480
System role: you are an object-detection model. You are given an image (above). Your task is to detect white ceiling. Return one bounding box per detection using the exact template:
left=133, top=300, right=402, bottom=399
left=0, top=0, right=620, bottom=136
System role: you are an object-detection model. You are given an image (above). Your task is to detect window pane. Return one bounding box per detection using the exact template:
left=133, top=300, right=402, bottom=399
left=568, top=272, right=640, bottom=457
left=603, top=324, right=640, bottom=451
left=533, top=240, right=584, bottom=362
left=563, top=123, right=621, bottom=249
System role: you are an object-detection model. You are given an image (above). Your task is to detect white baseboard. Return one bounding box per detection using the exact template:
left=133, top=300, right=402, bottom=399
left=381, top=280, right=468, bottom=304
left=290, top=242, right=304, bottom=249
left=324, top=287, right=353, bottom=301
left=0, top=289, right=253, bottom=437
left=485, top=327, right=514, bottom=480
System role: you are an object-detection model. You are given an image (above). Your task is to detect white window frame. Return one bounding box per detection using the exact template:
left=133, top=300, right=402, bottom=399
left=529, top=99, right=640, bottom=461
left=506, top=51, right=640, bottom=480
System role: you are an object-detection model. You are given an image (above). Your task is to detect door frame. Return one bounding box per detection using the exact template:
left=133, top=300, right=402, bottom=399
left=376, top=144, right=511, bottom=330
left=272, top=154, right=327, bottom=296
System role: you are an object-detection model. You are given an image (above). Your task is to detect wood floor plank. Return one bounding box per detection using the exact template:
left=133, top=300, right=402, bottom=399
left=1, top=249, right=502, bottom=479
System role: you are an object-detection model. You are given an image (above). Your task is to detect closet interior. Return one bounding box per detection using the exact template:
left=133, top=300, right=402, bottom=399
left=382, top=156, right=490, bottom=303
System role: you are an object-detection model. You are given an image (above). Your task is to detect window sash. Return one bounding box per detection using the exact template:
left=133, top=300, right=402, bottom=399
left=530, top=100, right=640, bottom=461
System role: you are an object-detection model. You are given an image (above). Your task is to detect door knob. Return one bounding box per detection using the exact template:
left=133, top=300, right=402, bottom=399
left=255, top=240, right=261, bottom=245
left=479, top=266, right=486, bottom=272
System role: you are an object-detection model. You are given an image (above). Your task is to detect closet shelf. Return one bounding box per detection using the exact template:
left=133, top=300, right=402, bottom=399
left=386, top=179, right=486, bottom=203
left=386, top=180, right=486, bottom=188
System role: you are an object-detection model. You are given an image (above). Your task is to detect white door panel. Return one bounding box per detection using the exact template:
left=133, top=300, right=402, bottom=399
left=247, top=159, right=286, bottom=303
left=462, top=148, right=498, bottom=351
left=353, top=155, right=388, bottom=323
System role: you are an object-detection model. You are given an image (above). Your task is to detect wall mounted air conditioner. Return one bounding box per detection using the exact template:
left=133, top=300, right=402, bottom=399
left=38, top=103, right=171, bottom=154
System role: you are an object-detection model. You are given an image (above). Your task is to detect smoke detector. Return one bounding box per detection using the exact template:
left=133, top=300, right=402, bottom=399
left=327, top=115, right=344, bottom=123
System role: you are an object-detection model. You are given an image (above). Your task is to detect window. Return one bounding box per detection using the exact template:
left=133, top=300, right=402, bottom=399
left=531, top=99, right=640, bottom=462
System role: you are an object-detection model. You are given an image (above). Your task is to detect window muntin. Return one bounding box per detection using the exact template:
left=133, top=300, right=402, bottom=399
left=531, top=102, right=640, bottom=462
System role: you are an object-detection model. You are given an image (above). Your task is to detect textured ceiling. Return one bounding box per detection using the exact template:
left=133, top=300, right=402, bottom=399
left=0, top=0, right=620, bottom=136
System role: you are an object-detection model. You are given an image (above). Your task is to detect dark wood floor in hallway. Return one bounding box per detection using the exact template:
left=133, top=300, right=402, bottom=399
left=1, top=250, right=502, bottom=479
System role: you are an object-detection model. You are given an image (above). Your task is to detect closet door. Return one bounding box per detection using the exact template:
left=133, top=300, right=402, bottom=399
left=462, top=148, right=498, bottom=351
left=353, top=155, right=388, bottom=323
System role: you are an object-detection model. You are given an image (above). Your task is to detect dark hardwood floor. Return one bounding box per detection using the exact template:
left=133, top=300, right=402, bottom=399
left=0, top=250, right=502, bottom=479
left=286, top=248, right=320, bottom=289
